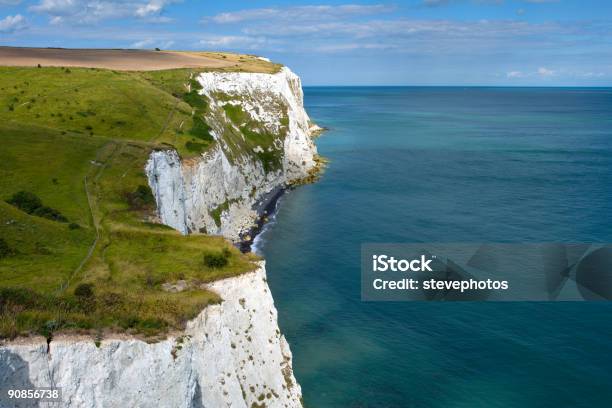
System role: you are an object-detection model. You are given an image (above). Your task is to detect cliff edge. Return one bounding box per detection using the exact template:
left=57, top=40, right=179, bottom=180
left=1, top=263, right=302, bottom=408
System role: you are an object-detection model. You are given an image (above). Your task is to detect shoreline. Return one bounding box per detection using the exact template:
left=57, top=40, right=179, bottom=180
left=238, top=141, right=327, bottom=253
left=238, top=154, right=327, bottom=253
left=238, top=186, right=286, bottom=253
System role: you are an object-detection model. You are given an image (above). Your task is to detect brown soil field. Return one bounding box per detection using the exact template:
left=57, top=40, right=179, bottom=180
left=0, top=47, right=275, bottom=72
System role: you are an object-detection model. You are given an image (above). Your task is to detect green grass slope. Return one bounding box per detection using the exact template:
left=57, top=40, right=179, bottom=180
left=0, top=60, right=263, bottom=341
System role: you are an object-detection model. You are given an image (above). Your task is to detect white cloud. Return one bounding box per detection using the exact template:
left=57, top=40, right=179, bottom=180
left=30, top=0, right=80, bottom=14
left=421, top=0, right=557, bottom=4
left=505, top=67, right=606, bottom=81
left=425, top=0, right=507, bottom=6
left=237, top=17, right=572, bottom=51
left=580, top=72, right=604, bottom=78
left=506, top=70, right=525, bottom=78
left=198, top=4, right=610, bottom=58
left=130, top=38, right=174, bottom=49
left=135, top=1, right=162, bottom=17
left=30, top=0, right=178, bottom=24
left=315, top=42, right=396, bottom=52
left=537, top=67, right=555, bottom=77
left=210, top=4, right=394, bottom=24
left=131, top=38, right=153, bottom=48
left=198, top=35, right=272, bottom=50
left=505, top=67, right=555, bottom=79
left=422, top=0, right=450, bottom=6
left=0, top=13, right=25, bottom=32
left=196, top=3, right=612, bottom=62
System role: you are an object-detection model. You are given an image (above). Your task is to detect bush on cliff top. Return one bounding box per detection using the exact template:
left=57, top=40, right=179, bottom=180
left=204, top=248, right=231, bottom=269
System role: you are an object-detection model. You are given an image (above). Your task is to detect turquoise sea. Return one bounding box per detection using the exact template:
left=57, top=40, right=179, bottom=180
left=254, top=87, right=612, bottom=407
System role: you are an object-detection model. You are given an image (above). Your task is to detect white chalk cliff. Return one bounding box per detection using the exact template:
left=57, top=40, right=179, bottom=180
left=1, top=66, right=318, bottom=408
left=146, top=67, right=318, bottom=241
left=1, top=264, right=302, bottom=408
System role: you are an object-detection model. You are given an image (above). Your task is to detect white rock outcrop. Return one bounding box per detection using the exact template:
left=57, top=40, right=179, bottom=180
left=146, top=67, right=318, bottom=241
left=0, top=263, right=302, bottom=408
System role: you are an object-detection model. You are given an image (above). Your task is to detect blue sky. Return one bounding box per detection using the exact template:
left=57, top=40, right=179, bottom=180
left=1, top=0, right=612, bottom=85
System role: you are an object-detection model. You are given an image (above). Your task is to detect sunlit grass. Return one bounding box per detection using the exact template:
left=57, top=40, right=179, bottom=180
left=0, top=63, right=264, bottom=340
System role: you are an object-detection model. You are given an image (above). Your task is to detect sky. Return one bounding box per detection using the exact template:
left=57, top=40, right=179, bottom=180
left=1, top=0, right=612, bottom=85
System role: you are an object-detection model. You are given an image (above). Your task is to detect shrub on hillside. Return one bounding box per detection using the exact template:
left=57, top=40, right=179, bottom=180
left=32, top=206, right=68, bottom=222
left=0, top=288, right=36, bottom=311
left=185, top=140, right=207, bottom=153
left=190, top=116, right=214, bottom=141
left=7, top=191, right=42, bottom=213
left=203, top=250, right=230, bottom=269
left=125, top=185, right=155, bottom=210
left=74, top=283, right=94, bottom=299
left=6, top=191, right=67, bottom=223
left=0, top=238, right=15, bottom=259
left=183, top=91, right=207, bottom=110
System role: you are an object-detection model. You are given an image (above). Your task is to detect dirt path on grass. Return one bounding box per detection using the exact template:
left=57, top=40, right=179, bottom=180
left=58, top=142, right=120, bottom=293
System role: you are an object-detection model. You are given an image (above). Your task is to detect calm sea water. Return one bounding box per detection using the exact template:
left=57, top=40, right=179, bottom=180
left=255, top=87, right=612, bottom=408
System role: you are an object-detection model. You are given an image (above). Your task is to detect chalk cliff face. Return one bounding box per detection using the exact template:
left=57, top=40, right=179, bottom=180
left=0, top=263, right=302, bottom=408
left=146, top=67, right=318, bottom=241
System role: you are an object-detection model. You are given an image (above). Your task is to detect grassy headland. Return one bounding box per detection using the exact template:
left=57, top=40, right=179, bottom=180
left=0, top=52, right=277, bottom=341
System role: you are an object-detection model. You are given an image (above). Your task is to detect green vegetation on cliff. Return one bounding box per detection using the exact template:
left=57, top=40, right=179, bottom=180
left=0, top=59, right=269, bottom=341
left=215, top=93, right=289, bottom=173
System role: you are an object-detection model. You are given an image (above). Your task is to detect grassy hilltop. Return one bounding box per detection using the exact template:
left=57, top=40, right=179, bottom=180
left=0, top=51, right=280, bottom=341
